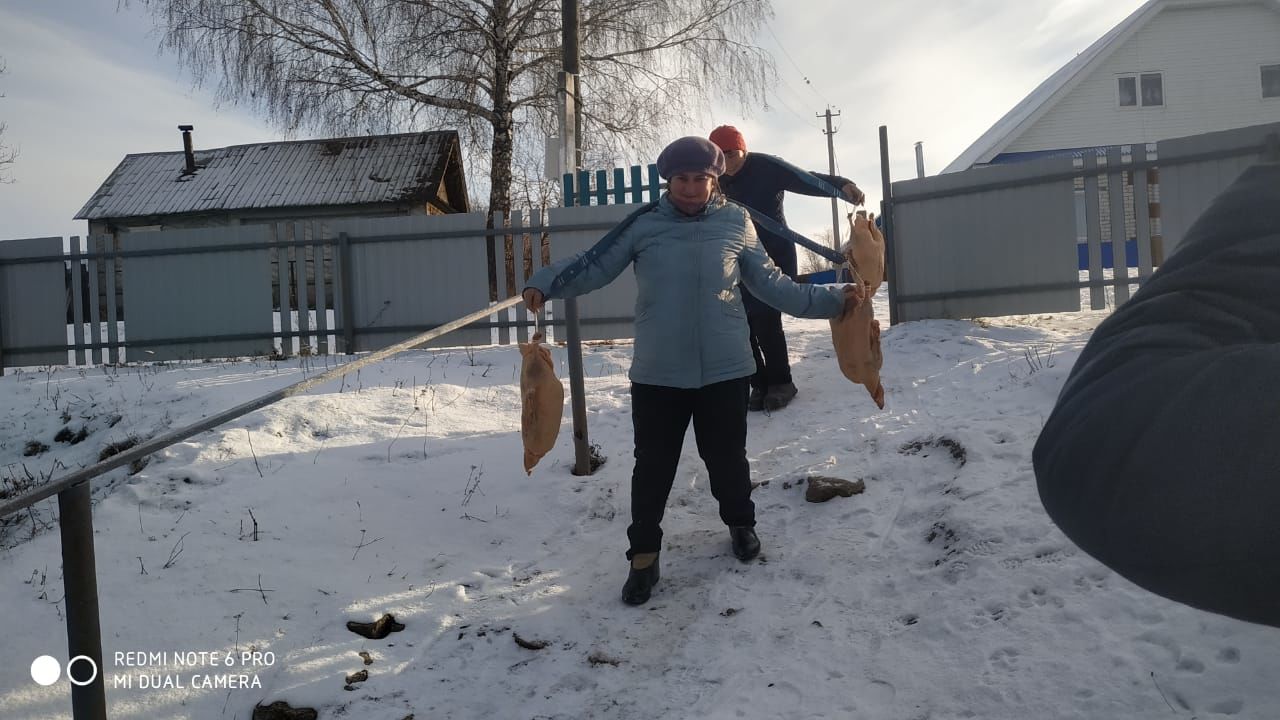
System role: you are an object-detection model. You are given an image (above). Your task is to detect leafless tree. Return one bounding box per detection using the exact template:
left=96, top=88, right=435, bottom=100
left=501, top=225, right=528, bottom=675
left=0, top=58, right=16, bottom=183
left=800, top=228, right=837, bottom=276
left=126, top=0, right=775, bottom=218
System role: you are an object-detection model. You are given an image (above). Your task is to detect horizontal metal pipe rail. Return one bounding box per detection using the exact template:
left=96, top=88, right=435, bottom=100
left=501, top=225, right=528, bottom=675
left=892, top=140, right=1270, bottom=205
left=0, top=294, right=524, bottom=519
left=10, top=314, right=632, bottom=356
left=0, top=222, right=623, bottom=268
left=895, top=274, right=1151, bottom=305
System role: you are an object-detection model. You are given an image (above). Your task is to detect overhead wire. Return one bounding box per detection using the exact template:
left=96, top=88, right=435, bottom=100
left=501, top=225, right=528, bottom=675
left=762, top=20, right=846, bottom=162
left=764, top=22, right=836, bottom=109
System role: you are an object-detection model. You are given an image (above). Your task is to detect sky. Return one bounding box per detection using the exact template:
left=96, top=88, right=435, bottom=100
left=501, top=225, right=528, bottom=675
left=2, top=291, right=1278, bottom=718
left=0, top=0, right=1148, bottom=245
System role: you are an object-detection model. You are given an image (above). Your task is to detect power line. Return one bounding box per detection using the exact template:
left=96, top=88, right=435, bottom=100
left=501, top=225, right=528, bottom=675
left=764, top=22, right=835, bottom=108
left=770, top=77, right=825, bottom=131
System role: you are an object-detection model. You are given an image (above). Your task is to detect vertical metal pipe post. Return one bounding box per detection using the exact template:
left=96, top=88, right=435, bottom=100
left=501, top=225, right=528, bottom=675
left=59, top=484, right=108, bottom=720
left=879, top=126, right=899, bottom=326
left=563, top=0, right=594, bottom=475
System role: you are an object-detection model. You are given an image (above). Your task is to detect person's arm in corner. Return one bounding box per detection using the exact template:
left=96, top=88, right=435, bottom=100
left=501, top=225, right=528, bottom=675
left=736, top=214, right=862, bottom=318
left=1033, top=161, right=1280, bottom=629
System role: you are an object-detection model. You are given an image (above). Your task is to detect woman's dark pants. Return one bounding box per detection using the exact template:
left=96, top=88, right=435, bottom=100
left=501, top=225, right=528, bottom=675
left=626, top=378, right=754, bottom=558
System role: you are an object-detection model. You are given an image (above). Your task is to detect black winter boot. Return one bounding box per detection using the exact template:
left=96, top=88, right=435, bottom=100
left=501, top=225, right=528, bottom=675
left=729, top=526, right=761, bottom=562
left=748, top=386, right=766, bottom=412
left=763, top=382, right=798, bottom=411
left=621, top=553, right=660, bottom=605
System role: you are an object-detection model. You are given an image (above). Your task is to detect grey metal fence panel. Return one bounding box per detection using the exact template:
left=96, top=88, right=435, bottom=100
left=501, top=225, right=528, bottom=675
left=1106, top=148, right=1132, bottom=307
left=491, top=211, right=518, bottom=347
left=293, top=224, right=310, bottom=350
left=69, top=237, right=87, bottom=365
left=0, top=236, right=72, bottom=368
left=547, top=204, right=640, bottom=342
left=322, top=212, right=492, bottom=350
left=122, top=226, right=276, bottom=361
left=1134, top=171, right=1154, bottom=281
left=891, top=155, right=1080, bottom=322
left=1082, top=155, right=1106, bottom=310
left=270, top=225, right=290, bottom=356
left=498, top=209, right=548, bottom=346
left=1159, top=122, right=1280, bottom=256
left=85, top=235, right=105, bottom=363
left=98, top=235, right=122, bottom=364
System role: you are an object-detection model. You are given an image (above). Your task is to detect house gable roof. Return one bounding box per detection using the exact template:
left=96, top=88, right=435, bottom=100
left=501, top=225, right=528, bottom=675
left=75, top=130, right=469, bottom=221
left=940, top=0, right=1280, bottom=173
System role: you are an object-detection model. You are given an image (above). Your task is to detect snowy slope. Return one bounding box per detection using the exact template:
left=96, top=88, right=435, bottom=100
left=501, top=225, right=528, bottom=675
left=0, top=300, right=1276, bottom=720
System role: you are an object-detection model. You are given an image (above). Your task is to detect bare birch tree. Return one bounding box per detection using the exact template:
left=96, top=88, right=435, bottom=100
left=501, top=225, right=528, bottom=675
left=800, top=228, right=837, bottom=276
left=0, top=59, right=16, bottom=183
left=126, top=0, right=775, bottom=218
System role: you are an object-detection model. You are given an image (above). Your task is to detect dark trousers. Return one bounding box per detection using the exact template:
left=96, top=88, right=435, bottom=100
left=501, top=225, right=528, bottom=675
left=747, top=308, right=793, bottom=391
left=626, top=378, right=754, bottom=557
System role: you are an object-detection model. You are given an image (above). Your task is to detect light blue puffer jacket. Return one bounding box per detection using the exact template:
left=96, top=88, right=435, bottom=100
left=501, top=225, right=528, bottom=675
left=525, top=194, right=846, bottom=389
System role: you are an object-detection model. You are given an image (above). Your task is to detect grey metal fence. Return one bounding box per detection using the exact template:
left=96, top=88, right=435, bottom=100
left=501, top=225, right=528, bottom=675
left=884, top=121, right=1280, bottom=322
left=0, top=208, right=644, bottom=371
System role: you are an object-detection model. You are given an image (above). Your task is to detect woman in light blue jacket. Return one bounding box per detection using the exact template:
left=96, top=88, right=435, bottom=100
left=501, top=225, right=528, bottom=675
left=523, top=136, right=862, bottom=606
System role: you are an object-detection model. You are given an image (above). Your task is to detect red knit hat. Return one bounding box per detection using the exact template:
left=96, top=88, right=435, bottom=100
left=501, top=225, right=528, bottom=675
left=710, top=125, right=747, bottom=153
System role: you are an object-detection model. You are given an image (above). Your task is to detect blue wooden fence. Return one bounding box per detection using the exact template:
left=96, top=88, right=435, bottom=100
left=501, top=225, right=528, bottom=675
left=562, top=164, right=663, bottom=207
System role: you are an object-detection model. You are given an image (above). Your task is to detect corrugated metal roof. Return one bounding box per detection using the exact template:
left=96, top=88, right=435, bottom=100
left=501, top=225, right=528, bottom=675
left=75, top=131, right=462, bottom=220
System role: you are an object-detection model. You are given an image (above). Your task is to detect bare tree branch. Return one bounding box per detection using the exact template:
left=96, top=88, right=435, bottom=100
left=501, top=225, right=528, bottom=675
left=0, top=58, right=16, bottom=183
left=125, top=0, right=775, bottom=220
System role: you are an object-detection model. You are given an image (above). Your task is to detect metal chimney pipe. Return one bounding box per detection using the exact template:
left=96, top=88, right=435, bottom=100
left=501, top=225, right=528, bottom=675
left=914, top=141, right=926, bottom=178
left=178, top=124, right=196, bottom=174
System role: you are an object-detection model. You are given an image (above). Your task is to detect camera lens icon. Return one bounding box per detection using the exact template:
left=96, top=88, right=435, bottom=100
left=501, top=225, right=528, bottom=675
left=30, top=655, right=99, bottom=686
left=67, top=656, right=99, bottom=686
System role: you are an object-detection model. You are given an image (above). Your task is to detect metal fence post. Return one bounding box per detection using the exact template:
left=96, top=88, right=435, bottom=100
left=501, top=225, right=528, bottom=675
left=879, top=125, right=899, bottom=326
left=59, top=484, right=108, bottom=720
left=563, top=297, right=593, bottom=475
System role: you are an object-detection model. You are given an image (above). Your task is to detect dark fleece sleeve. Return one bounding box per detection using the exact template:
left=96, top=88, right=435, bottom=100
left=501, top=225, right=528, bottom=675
left=809, top=171, right=853, bottom=195
left=1033, top=162, right=1280, bottom=628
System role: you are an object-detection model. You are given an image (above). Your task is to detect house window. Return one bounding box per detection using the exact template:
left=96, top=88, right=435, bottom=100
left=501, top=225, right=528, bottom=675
left=1118, top=76, right=1137, bottom=106
left=1140, top=73, right=1164, bottom=106
left=1118, top=73, right=1163, bottom=107
left=1263, top=64, right=1280, bottom=98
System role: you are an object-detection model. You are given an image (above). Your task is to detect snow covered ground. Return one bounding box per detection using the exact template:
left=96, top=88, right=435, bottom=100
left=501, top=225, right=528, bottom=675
left=1, top=290, right=1277, bottom=720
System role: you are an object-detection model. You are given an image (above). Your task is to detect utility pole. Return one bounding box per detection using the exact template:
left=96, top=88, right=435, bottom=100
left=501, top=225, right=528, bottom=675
left=561, top=0, right=594, bottom=476
left=818, top=107, right=842, bottom=256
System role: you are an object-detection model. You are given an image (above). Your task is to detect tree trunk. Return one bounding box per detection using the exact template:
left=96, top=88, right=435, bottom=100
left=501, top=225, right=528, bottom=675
left=489, top=4, right=515, bottom=301
left=490, top=107, right=516, bottom=299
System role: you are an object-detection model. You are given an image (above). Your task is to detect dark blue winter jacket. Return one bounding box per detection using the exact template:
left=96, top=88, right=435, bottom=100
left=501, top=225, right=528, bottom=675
left=719, top=153, right=851, bottom=278
left=525, top=194, right=846, bottom=389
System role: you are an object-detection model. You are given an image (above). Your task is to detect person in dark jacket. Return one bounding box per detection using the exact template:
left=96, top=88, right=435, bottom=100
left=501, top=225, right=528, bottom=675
left=523, top=136, right=864, bottom=606
left=709, top=125, right=866, bottom=411
left=1033, top=159, right=1280, bottom=629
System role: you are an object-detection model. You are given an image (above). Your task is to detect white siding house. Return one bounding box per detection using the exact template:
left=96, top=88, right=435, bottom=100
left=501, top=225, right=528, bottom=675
left=944, top=0, right=1280, bottom=172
